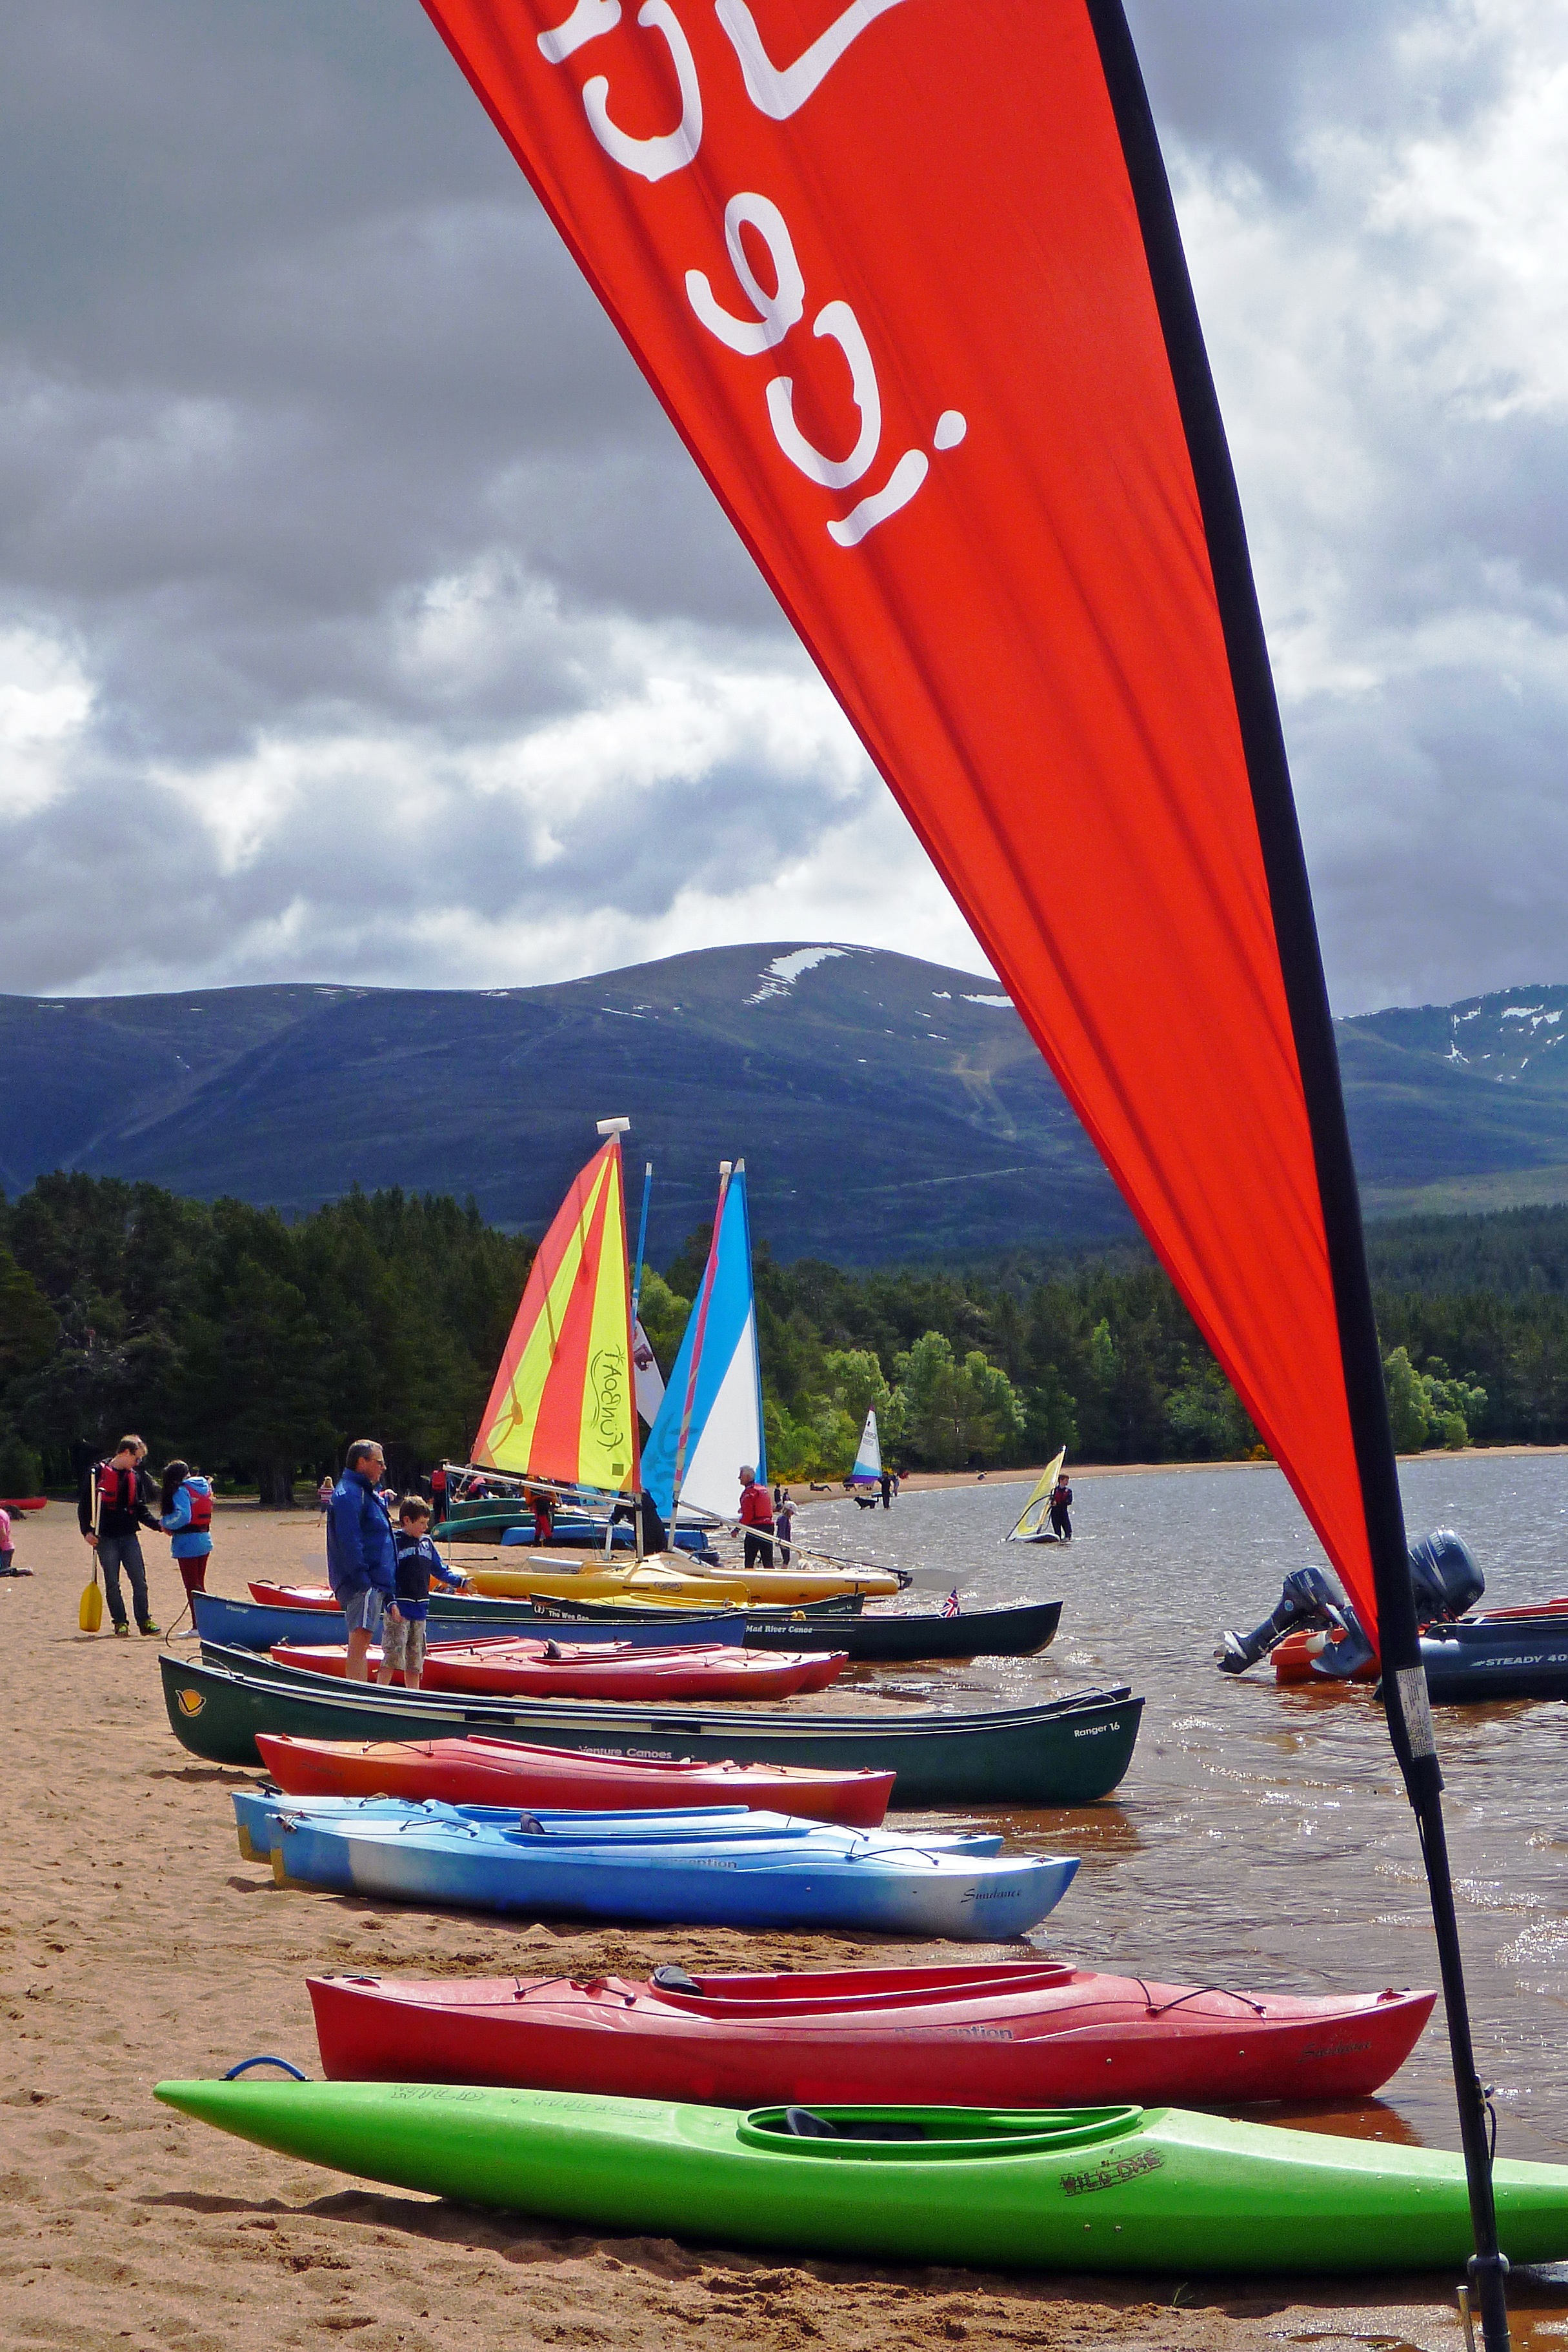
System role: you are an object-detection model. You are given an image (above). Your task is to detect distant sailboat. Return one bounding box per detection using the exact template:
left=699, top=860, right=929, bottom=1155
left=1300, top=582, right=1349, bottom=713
left=1006, top=1449, right=1067, bottom=1545
left=848, top=1409, right=882, bottom=1490
left=641, top=1161, right=766, bottom=1526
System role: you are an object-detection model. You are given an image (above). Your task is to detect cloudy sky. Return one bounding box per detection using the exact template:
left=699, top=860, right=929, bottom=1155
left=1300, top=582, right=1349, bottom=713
left=1, top=1, right=1563, bottom=1012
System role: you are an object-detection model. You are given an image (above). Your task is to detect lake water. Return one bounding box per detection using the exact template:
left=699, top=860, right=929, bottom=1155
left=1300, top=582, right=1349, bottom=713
left=804, top=1452, right=1568, bottom=2167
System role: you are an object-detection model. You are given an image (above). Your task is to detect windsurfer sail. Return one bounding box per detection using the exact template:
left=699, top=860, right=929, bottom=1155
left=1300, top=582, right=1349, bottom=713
left=1007, top=1449, right=1067, bottom=1543
left=641, top=1161, right=765, bottom=1524
left=847, top=1409, right=881, bottom=1489
left=472, top=1132, right=639, bottom=1498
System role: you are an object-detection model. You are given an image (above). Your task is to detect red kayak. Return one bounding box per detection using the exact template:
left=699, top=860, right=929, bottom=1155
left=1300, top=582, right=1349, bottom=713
left=256, top=1733, right=895, bottom=1825
left=0, top=1496, right=47, bottom=1513
left=308, top=1963, right=1436, bottom=2108
left=251, top=1582, right=342, bottom=1611
left=268, top=1636, right=845, bottom=1702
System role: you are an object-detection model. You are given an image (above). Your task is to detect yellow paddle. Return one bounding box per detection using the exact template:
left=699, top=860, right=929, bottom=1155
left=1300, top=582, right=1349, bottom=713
left=80, top=1468, right=104, bottom=1632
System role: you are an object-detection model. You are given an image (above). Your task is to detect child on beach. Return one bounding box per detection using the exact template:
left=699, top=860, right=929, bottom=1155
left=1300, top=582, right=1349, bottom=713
left=378, top=1496, right=467, bottom=1690
left=0, top=1502, right=17, bottom=1574
left=159, top=1460, right=214, bottom=1606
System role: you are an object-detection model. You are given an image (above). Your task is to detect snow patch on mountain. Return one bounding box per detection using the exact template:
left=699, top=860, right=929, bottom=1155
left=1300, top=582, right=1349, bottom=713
left=744, top=945, right=853, bottom=1005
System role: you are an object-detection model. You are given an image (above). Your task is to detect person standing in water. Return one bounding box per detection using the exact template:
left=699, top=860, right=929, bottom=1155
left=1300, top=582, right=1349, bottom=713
left=1049, top=1471, right=1073, bottom=1541
left=879, top=1467, right=892, bottom=1509
left=774, top=1489, right=795, bottom=1566
left=159, top=1460, right=214, bottom=1609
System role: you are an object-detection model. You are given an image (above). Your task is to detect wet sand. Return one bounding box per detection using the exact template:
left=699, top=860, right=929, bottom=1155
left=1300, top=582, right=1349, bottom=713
left=3, top=1501, right=1537, bottom=2351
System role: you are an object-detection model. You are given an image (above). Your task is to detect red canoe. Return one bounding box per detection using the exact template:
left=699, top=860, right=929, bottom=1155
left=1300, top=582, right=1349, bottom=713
left=308, top=1963, right=1436, bottom=2109
left=251, top=1582, right=344, bottom=1611
left=268, top=1636, right=845, bottom=1702
left=256, top=1733, right=894, bottom=1825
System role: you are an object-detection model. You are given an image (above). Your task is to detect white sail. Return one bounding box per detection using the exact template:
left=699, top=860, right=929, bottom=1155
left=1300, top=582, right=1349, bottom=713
left=1006, top=1447, right=1066, bottom=1542
left=849, top=1408, right=882, bottom=1485
left=631, top=1315, right=665, bottom=1428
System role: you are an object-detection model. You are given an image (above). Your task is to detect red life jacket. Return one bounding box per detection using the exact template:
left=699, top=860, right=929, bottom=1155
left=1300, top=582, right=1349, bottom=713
left=183, top=1480, right=214, bottom=1534
left=96, top=1461, right=137, bottom=1517
left=739, top=1482, right=774, bottom=1529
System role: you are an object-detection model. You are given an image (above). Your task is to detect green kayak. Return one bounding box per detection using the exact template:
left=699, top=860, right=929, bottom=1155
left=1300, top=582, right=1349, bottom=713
left=154, top=2078, right=1568, bottom=2273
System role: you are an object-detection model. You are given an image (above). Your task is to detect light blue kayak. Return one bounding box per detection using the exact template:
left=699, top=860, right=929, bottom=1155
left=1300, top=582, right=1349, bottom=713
left=260, top=1800, right=1079, bottom=1938
left=232, top=1790, right=1003, bottom=1865
left=192, top=1590, right=749, bottom=1654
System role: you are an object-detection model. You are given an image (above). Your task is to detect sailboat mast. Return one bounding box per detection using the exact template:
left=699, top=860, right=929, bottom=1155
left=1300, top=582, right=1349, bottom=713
left=669, top=1160, right=733, bottom=1543
left=630, top=1160, right=652, bottom=1323
left=1089, top=12, right=1508, bottom=2340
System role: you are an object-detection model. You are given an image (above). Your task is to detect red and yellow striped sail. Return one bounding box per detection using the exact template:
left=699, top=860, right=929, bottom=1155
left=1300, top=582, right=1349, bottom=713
left=473, top=1138, right=639, bottom=1494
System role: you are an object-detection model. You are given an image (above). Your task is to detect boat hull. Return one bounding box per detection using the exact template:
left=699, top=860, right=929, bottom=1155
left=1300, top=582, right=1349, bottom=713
left=254, top=1733, right=896, bottom=1824
left=468, top=1563, right=903, bottom=1605
left=536, top=1597, right=1064, bottom=1664
left=265, top=1808, right=1076, bottom=1937
left=265, top=1638, right=843, bottom=1702
left=153, top=2080, right=1568, bottom=2273
left=197, top=1591, right=749, bottom=1652
left=160, top=1645, right=1145, bottom=1804
left=1421, top=1618, right=1568, bottom=1703
left=307, top=1963, right=1436, bottom=2108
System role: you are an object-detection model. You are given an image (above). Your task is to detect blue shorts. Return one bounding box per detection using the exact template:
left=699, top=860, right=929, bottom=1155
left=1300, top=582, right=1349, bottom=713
left=341, top=1586, right=387, bottom=1636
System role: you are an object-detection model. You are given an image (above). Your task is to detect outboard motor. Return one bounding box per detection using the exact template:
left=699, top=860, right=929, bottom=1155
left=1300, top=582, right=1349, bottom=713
left=1216, top=1564, right=1375, bottom=1680
left=1407, top=1529, right=1483, bottom=1623
left=1216, top=1529, right=1483, bottom=1679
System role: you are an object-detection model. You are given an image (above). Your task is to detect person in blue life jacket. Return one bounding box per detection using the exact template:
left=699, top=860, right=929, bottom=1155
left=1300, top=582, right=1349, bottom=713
left=378, top=1496, right=468, bottom=1690
left=159, top=1458, right=214, bottom=1612
left=327, top=1439, right=397, bottom=1679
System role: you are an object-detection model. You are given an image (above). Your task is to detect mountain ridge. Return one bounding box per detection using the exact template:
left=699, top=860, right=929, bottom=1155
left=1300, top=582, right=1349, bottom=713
left=5, top=945, right=1568, bottom=1263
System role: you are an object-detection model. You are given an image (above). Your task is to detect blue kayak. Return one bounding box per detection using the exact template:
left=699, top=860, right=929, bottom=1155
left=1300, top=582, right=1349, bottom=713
left=257, top=1800, right=1079, bottom=1938
left=192, top=1590, right=748, bottom=1655
left=232, top=1789, right=1004, bottom=1863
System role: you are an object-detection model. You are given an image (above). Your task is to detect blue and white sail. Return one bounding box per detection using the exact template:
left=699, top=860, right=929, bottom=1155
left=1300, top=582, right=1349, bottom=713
left=641, top=1162, right=765, bottom=1523
left=848, top=1409, right=881, bottom=1488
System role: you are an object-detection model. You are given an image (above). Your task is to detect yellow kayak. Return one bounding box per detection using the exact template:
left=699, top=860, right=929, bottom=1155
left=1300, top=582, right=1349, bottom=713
left=466, top=1556, right=901, bottom=1605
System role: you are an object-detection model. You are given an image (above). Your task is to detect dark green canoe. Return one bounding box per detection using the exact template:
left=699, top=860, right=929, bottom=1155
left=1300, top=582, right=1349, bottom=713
left=159, top=1644, right=1142, bottom=1806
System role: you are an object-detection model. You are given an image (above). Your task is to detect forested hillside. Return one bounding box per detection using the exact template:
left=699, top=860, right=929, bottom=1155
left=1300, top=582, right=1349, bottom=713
left=3, top=1178, right=1565, bottom=1499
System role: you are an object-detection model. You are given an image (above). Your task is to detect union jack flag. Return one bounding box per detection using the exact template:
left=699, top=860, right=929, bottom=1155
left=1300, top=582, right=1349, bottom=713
left=941, top=1589, right=961, bottom=1618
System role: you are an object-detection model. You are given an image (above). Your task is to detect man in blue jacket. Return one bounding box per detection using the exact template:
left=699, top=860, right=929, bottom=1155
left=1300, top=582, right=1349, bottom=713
left=327, top=1439, right=396, bottom=1680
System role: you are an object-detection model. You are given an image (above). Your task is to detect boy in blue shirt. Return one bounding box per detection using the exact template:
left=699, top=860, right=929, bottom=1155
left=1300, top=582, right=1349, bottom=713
left=378, top=1496, right=467, bottom=1689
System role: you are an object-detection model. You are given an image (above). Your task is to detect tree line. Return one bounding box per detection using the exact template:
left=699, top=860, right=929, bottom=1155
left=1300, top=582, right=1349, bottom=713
left=3, top=1175, right=1567, bottom=1497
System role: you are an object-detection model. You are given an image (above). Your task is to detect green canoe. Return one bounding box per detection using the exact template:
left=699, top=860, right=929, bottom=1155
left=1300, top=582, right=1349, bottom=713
left=154, top=2078, right=1568, bottom=2274
left=157, top=1645, right=1142, bottom=1805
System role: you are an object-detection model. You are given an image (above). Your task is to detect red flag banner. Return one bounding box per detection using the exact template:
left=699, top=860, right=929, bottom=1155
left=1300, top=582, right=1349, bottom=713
left=420, top=0, right=1396, bottom=1640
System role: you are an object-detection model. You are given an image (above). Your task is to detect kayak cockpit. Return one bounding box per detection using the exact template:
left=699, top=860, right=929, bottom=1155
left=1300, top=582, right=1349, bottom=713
left=738, top=2103, right=1147, bottom=2156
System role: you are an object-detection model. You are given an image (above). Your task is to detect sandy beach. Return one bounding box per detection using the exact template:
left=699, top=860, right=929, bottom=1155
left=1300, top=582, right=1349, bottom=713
left=2, top=1501, right=1516, bottom=2352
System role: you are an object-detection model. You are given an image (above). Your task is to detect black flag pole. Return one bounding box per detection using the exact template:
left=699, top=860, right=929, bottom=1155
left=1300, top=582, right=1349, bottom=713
left=1088, top=6, right=1511, bottom=2341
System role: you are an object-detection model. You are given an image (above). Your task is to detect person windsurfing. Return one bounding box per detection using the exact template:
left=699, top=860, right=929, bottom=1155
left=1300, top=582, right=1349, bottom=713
left=1048, top=1472, right=1073, bottom=1541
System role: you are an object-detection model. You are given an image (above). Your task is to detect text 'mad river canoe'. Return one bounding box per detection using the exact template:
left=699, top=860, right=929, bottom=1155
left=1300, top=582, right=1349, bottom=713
left=159, top=1645, right=1143, bottom=1805
left=307, top=1962, right=1437, bottom=2109
left=153, top=2078, right=1568, bottom=2274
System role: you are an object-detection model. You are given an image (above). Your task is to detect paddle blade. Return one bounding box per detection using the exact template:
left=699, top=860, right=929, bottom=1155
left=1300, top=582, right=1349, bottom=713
left=79, top=1576, right=103, bottom=1633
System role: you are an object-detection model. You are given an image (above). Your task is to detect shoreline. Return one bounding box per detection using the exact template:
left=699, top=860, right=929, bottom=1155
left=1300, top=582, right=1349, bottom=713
left=5, top=1504, right=1536, bottom=2351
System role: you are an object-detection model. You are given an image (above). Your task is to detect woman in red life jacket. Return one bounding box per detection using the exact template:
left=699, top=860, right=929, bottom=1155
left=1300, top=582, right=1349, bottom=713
left=736, top=1464, right=774, bottom=1571
left=159, top=1458, right=214, bottom=1603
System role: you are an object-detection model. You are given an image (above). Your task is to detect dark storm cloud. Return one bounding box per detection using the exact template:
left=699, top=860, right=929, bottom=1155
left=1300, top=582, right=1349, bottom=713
left=0, top=1, right=1562, bottom=1009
